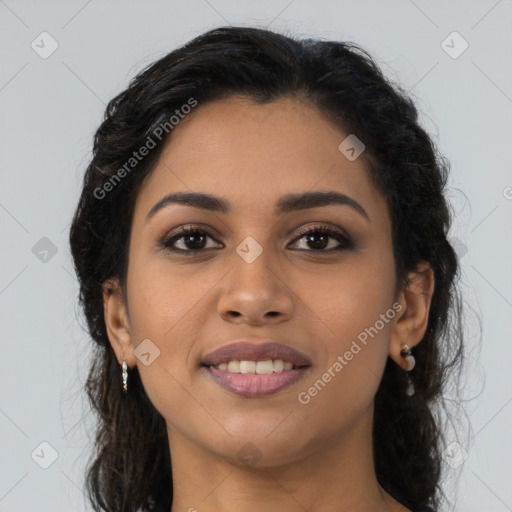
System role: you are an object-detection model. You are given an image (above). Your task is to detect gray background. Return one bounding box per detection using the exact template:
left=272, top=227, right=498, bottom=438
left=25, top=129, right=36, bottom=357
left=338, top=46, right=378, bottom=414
left=1, top=0, right=511, bottom=510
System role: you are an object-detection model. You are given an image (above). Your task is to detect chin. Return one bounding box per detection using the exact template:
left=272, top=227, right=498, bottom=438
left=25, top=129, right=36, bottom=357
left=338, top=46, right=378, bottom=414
left=205, top=427, right=315, bottom=468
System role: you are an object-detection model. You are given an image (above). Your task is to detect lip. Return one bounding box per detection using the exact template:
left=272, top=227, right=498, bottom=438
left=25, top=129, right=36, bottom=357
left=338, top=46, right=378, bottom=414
left=200, top=341, right=312, bottom=367
left=203, top=365, right=311, bottom=398
left=200, top=340, right=312, bottom=398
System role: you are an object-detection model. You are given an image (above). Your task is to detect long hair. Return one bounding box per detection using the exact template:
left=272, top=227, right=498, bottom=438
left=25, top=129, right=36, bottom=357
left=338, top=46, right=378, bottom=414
left=69, top=25, right=466, bottom=511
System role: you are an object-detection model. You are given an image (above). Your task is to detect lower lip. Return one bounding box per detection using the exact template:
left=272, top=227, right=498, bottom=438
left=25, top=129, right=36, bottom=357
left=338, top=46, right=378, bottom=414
left=203, top=366, right=311, bottom=398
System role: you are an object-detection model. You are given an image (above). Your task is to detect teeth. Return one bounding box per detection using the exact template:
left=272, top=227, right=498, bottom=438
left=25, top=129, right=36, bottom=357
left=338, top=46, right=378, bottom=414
left=227, top=361, right=239, bottom=372
left=273, top=359, right=284, bottom=372
left=213, top=359, right=295, bottom=373
left=240, top=360, right=256, bottom=374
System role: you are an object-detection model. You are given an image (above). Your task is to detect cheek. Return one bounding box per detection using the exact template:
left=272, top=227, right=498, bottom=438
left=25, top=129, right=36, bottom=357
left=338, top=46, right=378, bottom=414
left=124, top=255, right=213, bottom=405
left=304, top=248, right=396, bottom=339
left=293, top=268, right=396, bottom=431
left=124, top=266, right=212, bottom=430
left=126, top=253, right=217, bottom=338
left=303, top=249, right=396, bottom=393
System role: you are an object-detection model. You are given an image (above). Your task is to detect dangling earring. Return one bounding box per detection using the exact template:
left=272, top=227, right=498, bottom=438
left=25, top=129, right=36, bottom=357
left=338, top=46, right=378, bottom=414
left=400, top=343, right=415, bottom=396
left=122, top=356, right=128, bottom=394
left=400, top=343, right=415, bottom=371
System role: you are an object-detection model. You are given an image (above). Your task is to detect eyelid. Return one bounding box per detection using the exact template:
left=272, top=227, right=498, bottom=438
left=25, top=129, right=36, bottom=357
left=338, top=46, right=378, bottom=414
left=291, top=223, right=349, bottom=242
left=162, top=223, right=221, bottom=240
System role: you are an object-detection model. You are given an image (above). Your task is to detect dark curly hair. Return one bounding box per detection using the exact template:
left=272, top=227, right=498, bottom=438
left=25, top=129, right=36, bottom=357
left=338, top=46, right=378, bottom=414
left=69, top=25, right=467, bottom=512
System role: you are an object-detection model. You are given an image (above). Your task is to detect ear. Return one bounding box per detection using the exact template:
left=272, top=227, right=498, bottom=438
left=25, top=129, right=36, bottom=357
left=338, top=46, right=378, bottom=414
left=102, top=277, right=136, bottom=368
left=389, top=262, right=435, bottom=370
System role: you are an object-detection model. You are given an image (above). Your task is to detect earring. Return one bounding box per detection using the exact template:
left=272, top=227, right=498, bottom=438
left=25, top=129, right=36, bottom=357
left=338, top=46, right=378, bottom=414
left=400, top=343, right=416, bottom=371
left=122, top=356, right=128, bottom=393
left=400, top=343, right=415, bottom=396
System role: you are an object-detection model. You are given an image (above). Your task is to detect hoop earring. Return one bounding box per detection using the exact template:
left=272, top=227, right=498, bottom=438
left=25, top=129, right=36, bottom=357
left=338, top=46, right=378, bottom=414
left=122, top=356, right=128, bottom=394
left=400, top=343, right=415, bottom=396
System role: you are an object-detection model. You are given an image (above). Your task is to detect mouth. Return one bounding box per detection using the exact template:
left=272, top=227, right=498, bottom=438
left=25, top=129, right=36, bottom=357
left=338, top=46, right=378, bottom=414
left=200, top=341, right=312, bottom=398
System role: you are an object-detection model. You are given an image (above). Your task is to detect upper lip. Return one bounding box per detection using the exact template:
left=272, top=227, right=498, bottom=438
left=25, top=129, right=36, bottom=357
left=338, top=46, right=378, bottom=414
left=200, top=341, right=312, bottom=367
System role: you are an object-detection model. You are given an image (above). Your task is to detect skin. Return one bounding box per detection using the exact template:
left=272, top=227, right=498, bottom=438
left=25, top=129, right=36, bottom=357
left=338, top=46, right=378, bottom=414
left=103, top=95, right=434, bottom=512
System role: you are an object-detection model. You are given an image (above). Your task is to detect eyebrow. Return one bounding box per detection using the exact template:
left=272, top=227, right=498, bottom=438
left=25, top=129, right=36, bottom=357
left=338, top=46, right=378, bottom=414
left=145, top=190, right=370, bottom=223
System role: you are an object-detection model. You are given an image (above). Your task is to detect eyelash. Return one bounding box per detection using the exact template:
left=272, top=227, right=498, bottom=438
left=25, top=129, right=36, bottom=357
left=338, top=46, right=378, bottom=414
left=159, top=224, right=353, bottom=255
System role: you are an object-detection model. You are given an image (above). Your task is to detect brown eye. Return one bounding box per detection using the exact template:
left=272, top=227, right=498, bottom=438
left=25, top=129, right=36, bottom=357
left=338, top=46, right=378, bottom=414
left=290, top=225, right=352, bottom=252
left=160, top=224, right=352, bottom=255
left=160, top=226, right=222, bottom=253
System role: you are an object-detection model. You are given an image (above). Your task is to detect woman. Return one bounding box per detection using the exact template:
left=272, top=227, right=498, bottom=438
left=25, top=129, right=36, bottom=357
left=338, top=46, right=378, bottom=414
left=69, top=25, right=464, bottom=512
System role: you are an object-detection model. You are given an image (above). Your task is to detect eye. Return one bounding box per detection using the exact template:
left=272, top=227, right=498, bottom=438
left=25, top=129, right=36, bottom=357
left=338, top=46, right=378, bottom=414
left=289, top=225, right=352, bottom=252
left=160, top=223, right=352, bottom=255
left=160, top=225, right=222, bottom=254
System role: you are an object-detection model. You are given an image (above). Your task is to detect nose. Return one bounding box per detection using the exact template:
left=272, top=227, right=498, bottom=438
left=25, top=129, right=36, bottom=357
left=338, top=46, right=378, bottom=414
left=217, top=243, right=294, bottom=326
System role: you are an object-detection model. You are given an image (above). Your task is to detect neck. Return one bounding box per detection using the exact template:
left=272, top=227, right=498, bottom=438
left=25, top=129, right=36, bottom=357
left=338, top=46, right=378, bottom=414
left=167, top=406, right=409, bottom=512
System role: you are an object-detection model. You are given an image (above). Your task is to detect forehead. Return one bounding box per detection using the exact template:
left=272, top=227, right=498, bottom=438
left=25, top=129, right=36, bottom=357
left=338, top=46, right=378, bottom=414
left=133, top=95, right=387, bottom=223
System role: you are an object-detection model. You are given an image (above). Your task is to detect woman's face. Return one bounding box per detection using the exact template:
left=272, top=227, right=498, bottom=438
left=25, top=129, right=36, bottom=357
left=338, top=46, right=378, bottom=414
left=108, top=95, right=410, bottom=466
